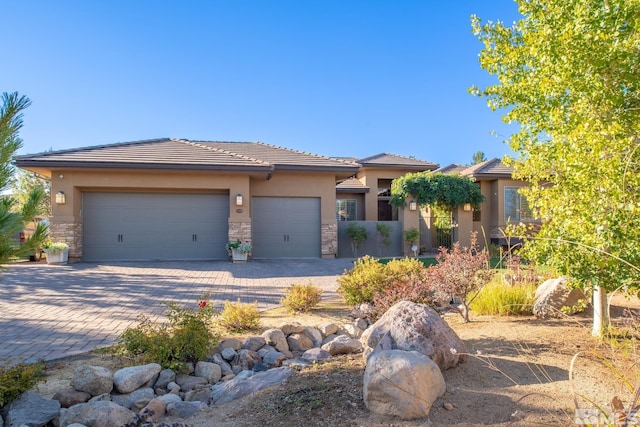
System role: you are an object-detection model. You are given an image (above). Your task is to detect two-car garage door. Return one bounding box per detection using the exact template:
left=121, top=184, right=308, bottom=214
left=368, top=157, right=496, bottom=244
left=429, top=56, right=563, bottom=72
left=83, top=192, right=229, bottom=261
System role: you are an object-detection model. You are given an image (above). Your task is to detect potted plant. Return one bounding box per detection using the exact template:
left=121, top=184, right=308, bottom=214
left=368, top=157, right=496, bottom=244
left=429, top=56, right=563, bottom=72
left=226, top=239, right=252, bottom=263
left=41, top=240, right=69, bottom=265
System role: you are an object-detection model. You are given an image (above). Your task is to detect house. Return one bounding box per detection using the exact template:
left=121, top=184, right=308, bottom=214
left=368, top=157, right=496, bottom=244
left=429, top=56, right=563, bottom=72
left=15, top=138, right=437, bottom=261
left=435, top=157, right=536, bottom=250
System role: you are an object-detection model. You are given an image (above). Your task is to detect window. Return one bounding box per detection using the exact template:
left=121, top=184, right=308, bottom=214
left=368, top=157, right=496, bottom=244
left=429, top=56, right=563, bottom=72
left=504, top=187, right=533, bottom=222
left=336, top=199, right=357, bottom=221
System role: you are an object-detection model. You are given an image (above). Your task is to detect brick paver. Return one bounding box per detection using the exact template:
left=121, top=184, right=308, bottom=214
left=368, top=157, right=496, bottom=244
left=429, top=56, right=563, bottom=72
left=0, top=259, right=354, bottom=364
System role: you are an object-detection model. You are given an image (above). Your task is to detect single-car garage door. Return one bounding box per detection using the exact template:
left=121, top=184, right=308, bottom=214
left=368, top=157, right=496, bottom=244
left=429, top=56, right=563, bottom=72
left=83, top=192, right=229, bottom=261
left=251, top=197, right=321, bottom=258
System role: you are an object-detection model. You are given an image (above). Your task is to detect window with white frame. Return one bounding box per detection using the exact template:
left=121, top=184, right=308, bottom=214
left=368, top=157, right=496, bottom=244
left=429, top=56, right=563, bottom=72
left=336, top=199, right=357, bottom=221
left=504, top=187, right=533, bottom=222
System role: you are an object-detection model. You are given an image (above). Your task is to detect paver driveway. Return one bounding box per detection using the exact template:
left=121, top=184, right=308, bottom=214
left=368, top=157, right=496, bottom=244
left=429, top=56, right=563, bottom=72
left=0, top=259, right=354, bottom=364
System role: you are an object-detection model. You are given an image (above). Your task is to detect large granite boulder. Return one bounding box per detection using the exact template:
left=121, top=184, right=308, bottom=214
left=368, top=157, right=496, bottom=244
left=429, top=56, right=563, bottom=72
left=113, top=363, right=161, bottom=394
left=58, top=401, right=137, bottom=427
left=533, top=277, right=587, bottom=318
left=71, top=365, right=113, bottom=396
left=2, top=390, right=60, bottom=427
left=360, top=300, right=466, bottom=370
left=363, top=349, right=446, bottom=420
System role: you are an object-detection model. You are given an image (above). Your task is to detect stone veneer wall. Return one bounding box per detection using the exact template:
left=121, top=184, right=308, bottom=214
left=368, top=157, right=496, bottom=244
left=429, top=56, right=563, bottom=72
left=228, top=220, right=251, bottom=243
left=321, top=223, right=337, bottom=258
left=49, top=218, right=83, bottom=258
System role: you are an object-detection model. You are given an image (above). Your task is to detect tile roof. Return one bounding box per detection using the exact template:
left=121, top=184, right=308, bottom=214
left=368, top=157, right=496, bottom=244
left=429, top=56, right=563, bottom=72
left=357, top=153, right=438, bottom=170
left=435, top=164, right=467, bottom=174
left=459, top=158, right=514, bottom=179
left=336, top=177, right=370, bottom=193
left=14, top=138, right=360, bottom=174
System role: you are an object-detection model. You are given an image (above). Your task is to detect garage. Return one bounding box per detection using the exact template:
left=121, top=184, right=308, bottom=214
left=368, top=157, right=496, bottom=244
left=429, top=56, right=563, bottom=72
left=251, top=197, right=321, bottom=258
left=83, top=192, right=229, bottom=261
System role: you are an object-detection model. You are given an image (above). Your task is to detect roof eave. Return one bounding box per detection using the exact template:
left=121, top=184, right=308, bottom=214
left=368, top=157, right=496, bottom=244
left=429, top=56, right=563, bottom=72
left=13, top=160, right=273, bottom=174
left=336, top=188, right=370, bottom=194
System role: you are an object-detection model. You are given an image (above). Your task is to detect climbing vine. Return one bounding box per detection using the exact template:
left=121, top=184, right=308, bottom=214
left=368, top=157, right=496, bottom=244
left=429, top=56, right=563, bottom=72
left=390, top=172, right=484, bottom=209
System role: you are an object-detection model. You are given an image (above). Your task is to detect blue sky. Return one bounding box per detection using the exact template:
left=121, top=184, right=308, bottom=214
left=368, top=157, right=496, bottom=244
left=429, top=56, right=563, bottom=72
left=3, top=1, right=521, bottom=167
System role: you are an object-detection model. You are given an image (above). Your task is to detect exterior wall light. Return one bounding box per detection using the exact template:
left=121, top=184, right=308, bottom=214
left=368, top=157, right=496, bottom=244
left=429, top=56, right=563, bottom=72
left=235, top=193, right=243, bottom=206
left=55, top=191, right=66, bottom=205
left=409, top=200, right=417, bottom=211
left=463, top=203, right=472, bottom=212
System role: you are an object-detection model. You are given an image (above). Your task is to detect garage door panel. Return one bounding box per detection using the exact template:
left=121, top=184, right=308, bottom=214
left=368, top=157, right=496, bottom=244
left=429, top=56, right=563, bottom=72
left=83, top=192, right=229, bottom=261
left=252, top=197, right=320, bottom=258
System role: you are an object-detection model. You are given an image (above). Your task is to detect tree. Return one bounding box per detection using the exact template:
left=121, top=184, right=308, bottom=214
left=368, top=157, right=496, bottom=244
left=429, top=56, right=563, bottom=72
left=346, top=222, right=367, bottom=257
left=390, top=172, right=484, bottom=209
left=12, top=169, right=51, bottom=218
left=471, top=151, right=486, bottom=165
left=0, top=92, right=47, bottom=265
left=471, top=0, right=640, bottom=335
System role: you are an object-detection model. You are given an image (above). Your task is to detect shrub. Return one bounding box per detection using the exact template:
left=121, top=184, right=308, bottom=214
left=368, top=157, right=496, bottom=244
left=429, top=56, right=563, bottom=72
left=337, top=255, right=387, bottom=305
left=281, top=283, right=323, bottom=313
left=217, top=300, right=261, bottom=332
left=371, top=269, right=433, bottom=321
left=0, top=360, right=45, bottom=407
left=114, top=297, right=218, bottom=371
left=346, top=222, right=368, bottom=257
left=375, top=223, right=392, bottom=257
left=429, top=231, right=494, bottom=322
left=470, top=281, right=537, bottom=316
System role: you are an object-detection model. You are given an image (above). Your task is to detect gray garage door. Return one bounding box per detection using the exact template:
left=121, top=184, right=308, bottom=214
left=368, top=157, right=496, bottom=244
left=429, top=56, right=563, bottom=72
left=83, top=192, right=229, bottom=261
left=251, top=197, right=321, bottom=258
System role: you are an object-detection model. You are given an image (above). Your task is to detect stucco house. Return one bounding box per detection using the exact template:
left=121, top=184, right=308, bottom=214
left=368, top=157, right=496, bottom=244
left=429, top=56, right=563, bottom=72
left=435, top=157, right=536, bottom=250
left=15, top=138, right=437, bottom=261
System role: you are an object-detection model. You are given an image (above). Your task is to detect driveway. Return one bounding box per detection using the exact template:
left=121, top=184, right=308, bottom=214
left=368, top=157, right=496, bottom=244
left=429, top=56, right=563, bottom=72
left=0, top=259, right=354, bottom=364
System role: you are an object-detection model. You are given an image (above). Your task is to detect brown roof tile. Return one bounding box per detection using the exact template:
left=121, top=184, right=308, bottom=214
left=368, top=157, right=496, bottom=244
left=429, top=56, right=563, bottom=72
left=460, top=158, right=514, bottom=179
left=15, top=138, right=360, bottom=174
left=357, top=153, right=438, bottom=170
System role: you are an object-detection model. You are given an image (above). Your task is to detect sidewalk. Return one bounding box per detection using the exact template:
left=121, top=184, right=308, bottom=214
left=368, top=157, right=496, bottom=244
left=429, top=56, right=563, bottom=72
left=0, top=259, right=354, bottom=364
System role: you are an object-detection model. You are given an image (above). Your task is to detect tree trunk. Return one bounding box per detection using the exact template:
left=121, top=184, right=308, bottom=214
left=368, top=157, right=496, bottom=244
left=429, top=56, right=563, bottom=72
left=592, top=285, right=609, bottom=337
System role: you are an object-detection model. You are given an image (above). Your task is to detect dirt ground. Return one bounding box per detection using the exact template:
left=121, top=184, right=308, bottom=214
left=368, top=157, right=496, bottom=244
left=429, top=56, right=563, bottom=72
left=37, top=295, right=640, bottom=427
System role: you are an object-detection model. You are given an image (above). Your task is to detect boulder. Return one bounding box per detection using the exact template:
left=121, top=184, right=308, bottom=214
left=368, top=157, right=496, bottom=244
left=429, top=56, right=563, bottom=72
left=210, top=367, right=293, bottom=405
left=317, top=323, right=339, bottom=337
left=302, top=326, right=323, bottom=347
left=110, top=387, right=154, bottom=410
left=262, top=350, right=288, bottom=368
left=221, top=347, right=237, bottom=361
left=58, top=401, right=137, bottom=427
left=52, top=389, right=91, bottom=408
left=154, top=368, right=176, bottom=390
left=217, top=337, right=242, bottom=352
left=262, top=328, right=289, bottom=352
left=157, top=393, right=182, bottom=406
left=533, top=277, right=587, bottom=318
left=343, top=323, right=364, bottom=339
left=363, top=349, right=446, bottom=420
left=242, top=336, right=266, bottom=352
left=287, top=333, right=314, bottom=352
left=113, top=363, right=161, bottom=394
left=279, top=322, right=305, bottom=335
left=321, top=335, right=363, bottom=356
left=360, top=300, right=466, bottom=370
left=302, top=347, right=331, bottom=363
left=210, top=354, right=233, bottom=376
left=175, top=374, right=208, bottom=391
left=166, top=401, right=206, bottom=418
left=139, top=397, right=166, bottom=422
left=195, top=361, right=222, bottom=384
left=71, top=365, right=113, bottom=396
left=233, top=349, right=261, bottom=371
left=2, top=390, right=60, bottom=427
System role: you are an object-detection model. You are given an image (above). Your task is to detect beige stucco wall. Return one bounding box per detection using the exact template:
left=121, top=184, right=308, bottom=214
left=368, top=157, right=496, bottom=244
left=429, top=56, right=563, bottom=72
left=48, top=168, right=341, bottom=259
left=356, top=168, right=409, bottom=221
left=250, top=172, right=339, bottom=257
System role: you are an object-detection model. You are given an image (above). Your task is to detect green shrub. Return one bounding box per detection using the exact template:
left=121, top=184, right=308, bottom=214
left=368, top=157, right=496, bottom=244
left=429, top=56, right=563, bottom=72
left=281, top=283, right=323, bottom=313
left=114, top=297, right=218, bottom=370
left=384, top=257, right=426, bottom=282
left=217, top=300, right=261, bottom=332
left=470, top=280, right=537, bottom=316
left=337, top=255, right=387, bottom=305
left=0, top=360, right=45, bottom=407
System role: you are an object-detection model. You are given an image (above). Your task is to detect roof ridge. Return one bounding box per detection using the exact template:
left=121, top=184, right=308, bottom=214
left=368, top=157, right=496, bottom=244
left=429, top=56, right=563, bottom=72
left=255, top=141, right=359, bottom=166
left=175, top=139, right=271, bottom=165
left=359, top=152, right=437, bottom=165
